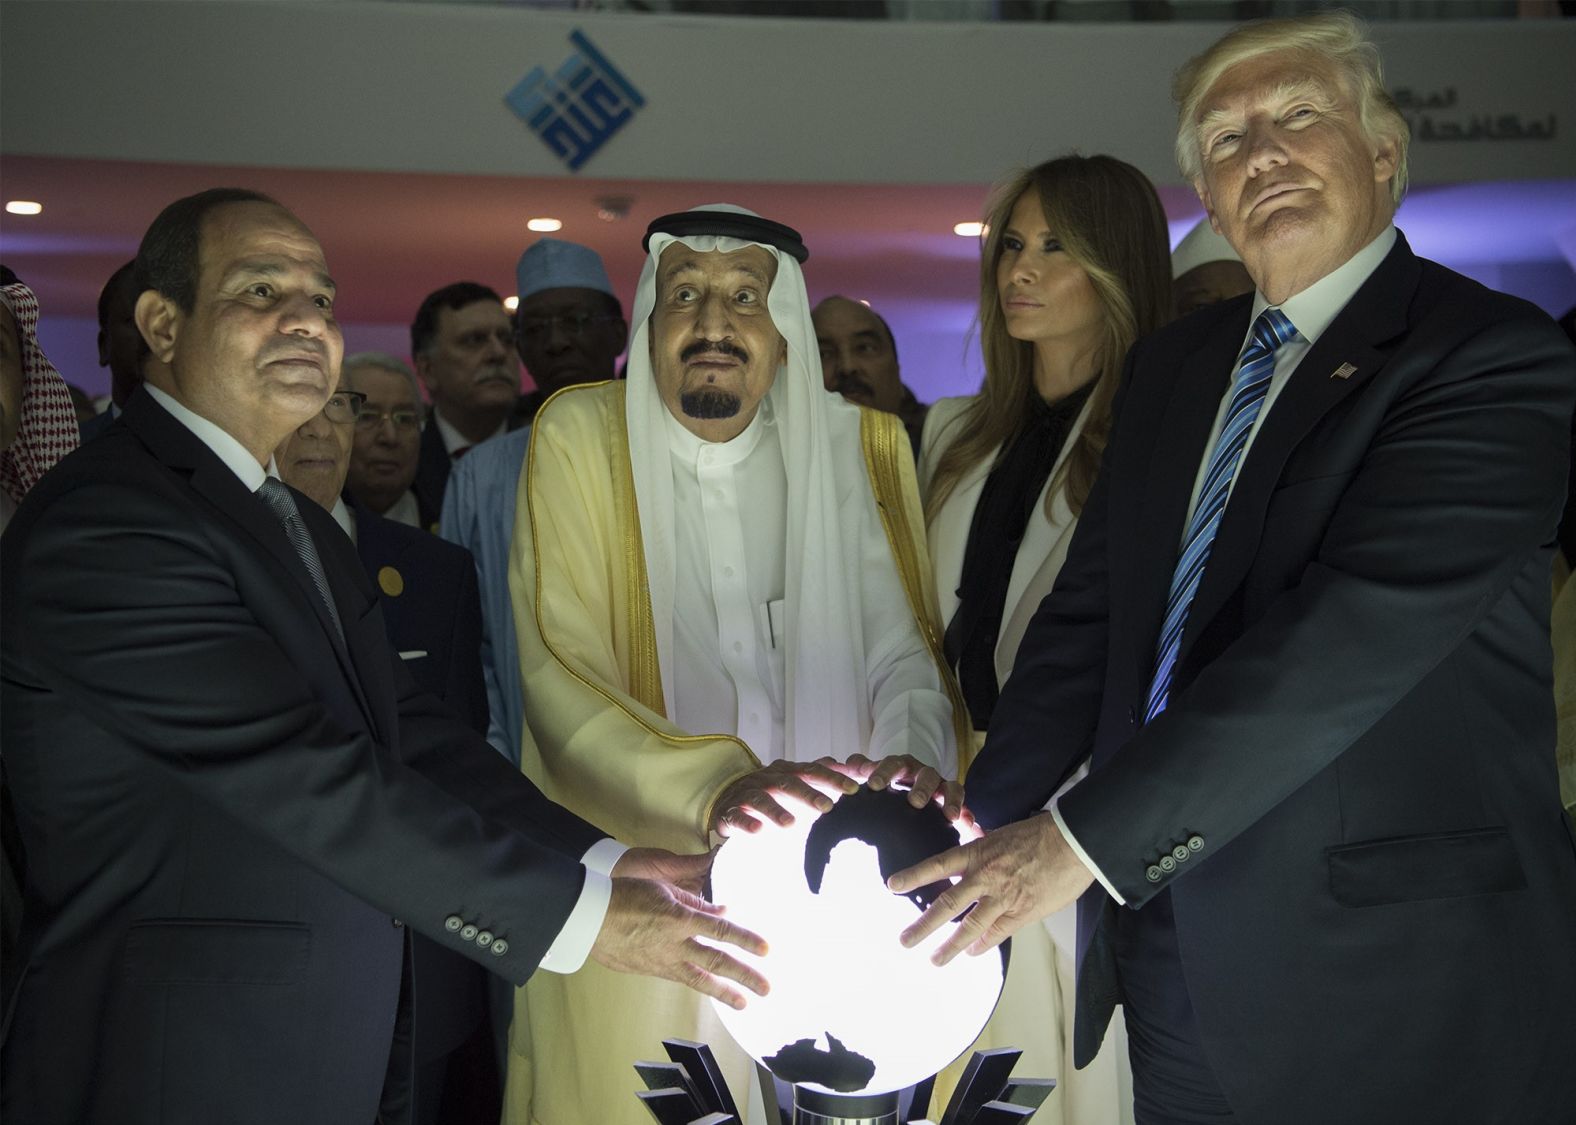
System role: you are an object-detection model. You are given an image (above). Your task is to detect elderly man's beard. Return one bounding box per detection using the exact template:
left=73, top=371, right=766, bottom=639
left=678, top=340, right=749, bottom=419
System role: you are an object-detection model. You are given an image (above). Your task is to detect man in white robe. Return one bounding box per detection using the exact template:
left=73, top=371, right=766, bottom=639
left=503, top=205, right=967, bottom=1125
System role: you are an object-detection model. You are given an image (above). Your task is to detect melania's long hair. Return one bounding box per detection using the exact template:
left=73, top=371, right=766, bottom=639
left=925, top=154, right=1173, bottom=524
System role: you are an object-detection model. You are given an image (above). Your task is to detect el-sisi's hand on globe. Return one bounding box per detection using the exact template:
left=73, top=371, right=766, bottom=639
left=885, top=811, right=1095, bottom=966
left=589, top=876, right=770, bottom=1010
left=837, top=752, right=964, bottom=821
left=709, top=758, right=859, bottom=837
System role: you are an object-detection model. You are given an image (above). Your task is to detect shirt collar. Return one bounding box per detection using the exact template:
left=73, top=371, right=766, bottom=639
left=432, top=407, right=506, bottom=456
left=143, top=383, right=277, bottom=491
left=663, top=393, right=771, bottom=468
left=1252, top=225, right=1396, bottom=344
left=330, top=496, right=356, bottom=543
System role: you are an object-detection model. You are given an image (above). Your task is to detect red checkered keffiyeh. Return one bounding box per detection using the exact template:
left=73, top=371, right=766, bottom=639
left=1, top=281, right=79, bottom=505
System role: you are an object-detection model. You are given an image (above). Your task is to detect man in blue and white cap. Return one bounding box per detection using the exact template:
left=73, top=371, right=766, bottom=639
left=501, top=205, right=969, bottom=1125
left=511, top=236, right=628, bottom=425
left=441, top=237, right=627, bottom=765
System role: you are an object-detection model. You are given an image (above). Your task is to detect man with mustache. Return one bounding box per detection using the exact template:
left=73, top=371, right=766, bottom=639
left=812, top=294, right=928, bottom=457
left=502, top=205, right=969, bottom=1125
left=891, top=12, right=1576, bottom=1125
left=410, top=281, right=520, bottom=528
left=0, top=189, right=769, bottom=1125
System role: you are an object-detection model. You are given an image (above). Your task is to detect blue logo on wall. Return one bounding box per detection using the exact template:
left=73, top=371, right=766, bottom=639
left=505, top=30, right=645, bottom=172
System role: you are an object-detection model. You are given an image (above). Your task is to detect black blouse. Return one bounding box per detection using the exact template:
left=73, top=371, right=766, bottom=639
left=943, top=381, right=1094, bottom=730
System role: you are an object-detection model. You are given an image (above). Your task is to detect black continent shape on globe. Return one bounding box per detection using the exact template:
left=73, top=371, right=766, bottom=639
left=803, top=785, right=959, bottom=910
left=763, top=1032, right=877, bottom=1093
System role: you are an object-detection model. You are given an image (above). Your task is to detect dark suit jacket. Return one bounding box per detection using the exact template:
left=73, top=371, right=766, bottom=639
left=969, top=233, right=1576, bottom=1124
left=410, top=420, right=450, bottom=533
left=77, top=408, right=117, bottom=443
left=0, top=394, right=607, bottom=1125
left=350, top=503, right=492, bottom=1066
left=353, top=503, right=488, bottom=738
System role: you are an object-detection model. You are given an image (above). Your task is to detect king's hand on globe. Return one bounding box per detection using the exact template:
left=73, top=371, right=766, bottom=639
left=708, top=751, right=966, bottom=838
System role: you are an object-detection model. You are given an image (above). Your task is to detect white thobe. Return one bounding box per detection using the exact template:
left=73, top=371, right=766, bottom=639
left=663, top=397, right=954, bottom=774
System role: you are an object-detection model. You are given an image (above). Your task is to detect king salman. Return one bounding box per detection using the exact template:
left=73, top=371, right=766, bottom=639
left=503, top=205, right=969, bottom=1125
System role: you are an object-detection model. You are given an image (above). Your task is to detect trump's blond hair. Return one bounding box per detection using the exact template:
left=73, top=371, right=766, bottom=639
left=1173, top=10, right=1410, bottom=204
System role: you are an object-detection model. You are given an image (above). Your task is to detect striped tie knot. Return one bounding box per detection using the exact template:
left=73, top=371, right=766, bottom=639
left=1141, top=306, right=1299, bottom=723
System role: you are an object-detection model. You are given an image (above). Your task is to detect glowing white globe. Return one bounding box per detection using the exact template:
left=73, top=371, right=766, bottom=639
left=707, top=786, right=1005, bottom=1097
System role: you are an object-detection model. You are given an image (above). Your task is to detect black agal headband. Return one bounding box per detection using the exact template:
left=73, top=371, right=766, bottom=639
left=642, top=210, right=810, bottom=264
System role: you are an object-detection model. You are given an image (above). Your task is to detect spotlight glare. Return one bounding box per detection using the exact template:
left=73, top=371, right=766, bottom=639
left=6, top=201, right=43, bottom=216
left=504, top=295, right=520, bottom=311
left=528, top=217, right=563, bottom=232
left=952, top=221, right=984, bottom=238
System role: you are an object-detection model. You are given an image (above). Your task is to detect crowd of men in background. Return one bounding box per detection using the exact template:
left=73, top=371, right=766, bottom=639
left=3, top=12, right=1575, bottom=1115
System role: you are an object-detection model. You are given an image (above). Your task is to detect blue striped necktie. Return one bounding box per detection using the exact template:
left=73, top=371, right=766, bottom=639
left=1143, top=306, right=1298, bottom=722
left=256, top=476, right=345, bottom=643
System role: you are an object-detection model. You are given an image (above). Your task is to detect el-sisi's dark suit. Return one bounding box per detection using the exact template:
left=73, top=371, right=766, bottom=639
left=969, top=234, right=1576, bottom=1124
left=0, top=393, right=607, bottom=1124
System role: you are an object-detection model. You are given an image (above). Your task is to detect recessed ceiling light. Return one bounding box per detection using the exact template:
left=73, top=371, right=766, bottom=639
left=858, top=299, right=871, bottom=307
left=6, top=201, right=43, bottom=216
left=953, top=221, right=984, bottom=238
left=504, top=295, right=520, bottom=311
left=527, top=217, right=563, bottom=232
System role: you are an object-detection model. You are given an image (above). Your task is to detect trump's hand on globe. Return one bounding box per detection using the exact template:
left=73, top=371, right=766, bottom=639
left=884, top=811, right=1095, bottom=965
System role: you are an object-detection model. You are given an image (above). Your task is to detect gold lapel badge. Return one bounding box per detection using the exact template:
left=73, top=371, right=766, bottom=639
left=1331, top=362, right=1358, bottom=380
left=378, top=566, right=405, bottom=597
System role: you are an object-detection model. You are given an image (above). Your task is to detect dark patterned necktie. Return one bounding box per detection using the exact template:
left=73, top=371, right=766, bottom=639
left=255, top=476, right=345, bottom=643
left=1144, top=306, right=1299, bottom=722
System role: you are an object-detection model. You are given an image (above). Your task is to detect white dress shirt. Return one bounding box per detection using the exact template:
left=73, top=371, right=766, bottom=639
left=381, top=489, right=422, bottom=529
left=145, top=383, right=620, bottom=971
left=1057, top=226, right=1398, bottom=906
left=667, top=398, right=789, bottom=759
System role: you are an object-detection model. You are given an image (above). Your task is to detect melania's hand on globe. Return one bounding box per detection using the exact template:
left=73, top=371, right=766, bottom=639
left=884, top=811, right=1095, bottom=966
left=589, top=876, right=771, bottom=1010
left=835, top=753, right=963, bottom=821
left=709, top=758, right=861, bottom=837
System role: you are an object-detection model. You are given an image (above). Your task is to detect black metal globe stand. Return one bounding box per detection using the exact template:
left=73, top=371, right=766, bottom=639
left=634, top=1040, right=1053, bottom=1125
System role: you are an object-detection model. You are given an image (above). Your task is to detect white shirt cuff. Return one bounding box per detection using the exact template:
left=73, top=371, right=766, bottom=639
left=1049, top=800, right=1126, bottom=907
left=536, top=838, right=630, bottom=973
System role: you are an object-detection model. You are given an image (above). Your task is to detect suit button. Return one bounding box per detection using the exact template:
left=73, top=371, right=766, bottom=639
left=1145, top=865, right=1163, bottom=883
left=1187, top=835, right=1205, bottom=852
left=490, top=939, right=509, bottom=956
left=444, top=915, right=463, bottom=933
left=461, top=924, right=479, bottom=942
left=1126, top=706, right=1137, bottom=726
left=476, top=930, right=494, bottom=948
left=392, top=917, right=405, bottom=928
left=1172, top=845, right=1190, bottom=863
left=1159, top=855, right=1176, bottom=873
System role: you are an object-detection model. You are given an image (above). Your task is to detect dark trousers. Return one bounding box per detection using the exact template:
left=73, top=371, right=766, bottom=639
left=1114, top=891, right=1238, bottom=1125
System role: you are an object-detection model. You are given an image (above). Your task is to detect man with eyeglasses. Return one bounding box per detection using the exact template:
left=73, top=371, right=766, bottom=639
left=441, top=238, right=627, bottom=766
left=511, top=237, right=629, bottom=426
left=276, top=375, right=498, bottom=1125
left=342, top=352, right=429, bottom=529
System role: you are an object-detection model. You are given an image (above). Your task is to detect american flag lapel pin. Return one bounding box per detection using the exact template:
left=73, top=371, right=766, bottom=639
left=1331, top=362, right=1358, bottom=380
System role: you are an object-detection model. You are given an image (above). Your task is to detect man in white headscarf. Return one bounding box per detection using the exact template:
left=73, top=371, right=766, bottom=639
left=503, top=205, right=968, bottom=1125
